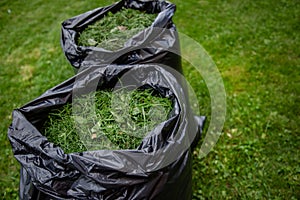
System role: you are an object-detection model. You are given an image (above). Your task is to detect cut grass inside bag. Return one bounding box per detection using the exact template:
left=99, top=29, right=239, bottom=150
left=43, top=89, right=172, bottom=153
left=77, top=8, right=157, bottom=50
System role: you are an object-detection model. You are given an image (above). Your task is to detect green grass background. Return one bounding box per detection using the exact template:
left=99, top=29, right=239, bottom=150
left=0, top=0, right=299, bottom=199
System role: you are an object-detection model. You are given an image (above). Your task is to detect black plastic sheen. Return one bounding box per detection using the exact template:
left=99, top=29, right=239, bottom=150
left=8, top=64, right=204, bottom=200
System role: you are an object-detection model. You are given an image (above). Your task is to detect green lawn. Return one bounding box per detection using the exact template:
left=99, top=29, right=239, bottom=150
left=0, top=0, right=299, bottom=199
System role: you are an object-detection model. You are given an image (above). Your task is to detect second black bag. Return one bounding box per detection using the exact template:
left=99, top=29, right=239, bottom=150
left=61, top=0, right=182, bottom=73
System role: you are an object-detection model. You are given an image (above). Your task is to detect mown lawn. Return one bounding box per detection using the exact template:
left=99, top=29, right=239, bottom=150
left=0, top=0, right=299, bottom=199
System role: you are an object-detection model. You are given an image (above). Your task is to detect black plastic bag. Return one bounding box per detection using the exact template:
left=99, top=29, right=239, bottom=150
left=8, top=64, right=204, bottom=199
left=60, top=0, right=182, bottom=73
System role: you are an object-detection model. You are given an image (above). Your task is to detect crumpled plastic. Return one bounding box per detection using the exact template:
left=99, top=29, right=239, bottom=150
left=60, top=0, right=182, bottom=73
left=8, top=64, right=204, bottom=200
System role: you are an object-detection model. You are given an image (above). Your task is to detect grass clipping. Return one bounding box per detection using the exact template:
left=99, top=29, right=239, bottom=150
left=43, top=89, right=172, bottom=153
left=77, top=8, right=157, bottom=50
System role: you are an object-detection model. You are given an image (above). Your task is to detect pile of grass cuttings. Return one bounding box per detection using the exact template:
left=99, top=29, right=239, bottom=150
left=43, top=89, right=172, bottom=153
left=77, top=8, right=157, bottom=50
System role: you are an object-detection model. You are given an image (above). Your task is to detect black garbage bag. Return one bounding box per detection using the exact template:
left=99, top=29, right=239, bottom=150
left=8, top=64, right=204, bottom=200
left=60, top=0, right=182, bottom=73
